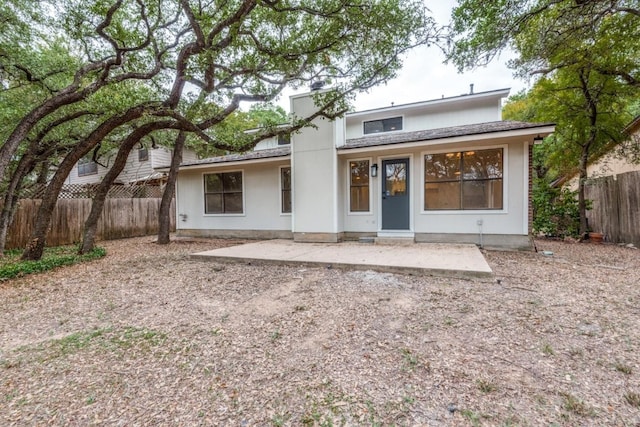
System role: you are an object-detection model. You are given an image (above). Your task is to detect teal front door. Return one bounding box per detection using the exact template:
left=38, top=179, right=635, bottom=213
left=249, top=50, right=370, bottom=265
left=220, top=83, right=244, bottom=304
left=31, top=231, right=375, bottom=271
left=381, top=158, right=410, bottom=230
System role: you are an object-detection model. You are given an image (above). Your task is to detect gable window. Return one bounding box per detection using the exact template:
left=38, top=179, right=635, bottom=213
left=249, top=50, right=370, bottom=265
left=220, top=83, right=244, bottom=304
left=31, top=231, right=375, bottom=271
left=424, top=148, right=503, bottom=210
left=281, top=167, right=292, bottom=213
left=363, top=116, right=403, bottom=134
left=138, top=147, right=149, bottom=162
left=78, top=157, right=98, bottom=176
left=204, top=172, right=243, bottom=214
left=349, top=160, right=370, bottom=212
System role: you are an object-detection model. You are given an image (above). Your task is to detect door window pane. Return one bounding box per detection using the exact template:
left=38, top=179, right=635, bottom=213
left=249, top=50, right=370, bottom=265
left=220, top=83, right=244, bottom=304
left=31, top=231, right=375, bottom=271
left=385, top=163, right=406, bottom=196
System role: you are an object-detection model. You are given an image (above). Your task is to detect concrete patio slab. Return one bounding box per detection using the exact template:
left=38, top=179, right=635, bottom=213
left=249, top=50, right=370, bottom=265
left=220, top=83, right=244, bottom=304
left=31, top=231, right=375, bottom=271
left=191, top=240, right=493, bottom=279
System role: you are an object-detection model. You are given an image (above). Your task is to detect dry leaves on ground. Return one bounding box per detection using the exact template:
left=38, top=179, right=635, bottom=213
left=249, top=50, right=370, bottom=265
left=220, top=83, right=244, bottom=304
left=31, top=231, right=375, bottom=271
left=0, top=236, right=639, bottom=426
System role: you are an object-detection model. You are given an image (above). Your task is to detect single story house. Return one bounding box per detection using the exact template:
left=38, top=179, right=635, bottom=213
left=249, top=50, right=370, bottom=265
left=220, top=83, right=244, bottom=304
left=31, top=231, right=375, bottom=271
left=172, top=88, right=555, bottom=250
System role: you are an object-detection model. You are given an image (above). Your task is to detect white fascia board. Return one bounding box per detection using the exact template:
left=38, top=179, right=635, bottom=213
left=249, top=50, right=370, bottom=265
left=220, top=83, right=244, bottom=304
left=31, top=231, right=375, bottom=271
left=156, top=155, right=291, bottom=172
left=346, top=88, right=511, bottom=118
left=337, top=125, right=556, bottom=156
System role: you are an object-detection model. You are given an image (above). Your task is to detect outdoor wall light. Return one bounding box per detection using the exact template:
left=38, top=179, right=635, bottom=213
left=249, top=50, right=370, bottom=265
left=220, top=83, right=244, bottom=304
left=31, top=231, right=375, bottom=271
left=371, top=163, right=378, bottom=177
left=179, top=213, right=188, bottom=222
left=533, top=135, right=544, bottom=143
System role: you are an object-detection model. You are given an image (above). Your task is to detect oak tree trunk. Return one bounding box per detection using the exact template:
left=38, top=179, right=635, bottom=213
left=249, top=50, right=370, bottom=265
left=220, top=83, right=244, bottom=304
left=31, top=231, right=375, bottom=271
left=157, top=131, right=185, bottom=244
left=0, top=154, right=36, bottom=254
left=21, top=107, right=149, bottom=260
left=79, top=123, right=168, bottom=254
left=577, top=145, right=590, bottom=238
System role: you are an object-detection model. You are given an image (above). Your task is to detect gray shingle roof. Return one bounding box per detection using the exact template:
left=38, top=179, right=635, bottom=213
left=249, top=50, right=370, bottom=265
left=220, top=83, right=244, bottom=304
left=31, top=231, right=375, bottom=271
left=340, top=121, right=554, bottom=150
left=180, top=146, right=290, bottom=167
left=177, top=120, right=554, bottom=168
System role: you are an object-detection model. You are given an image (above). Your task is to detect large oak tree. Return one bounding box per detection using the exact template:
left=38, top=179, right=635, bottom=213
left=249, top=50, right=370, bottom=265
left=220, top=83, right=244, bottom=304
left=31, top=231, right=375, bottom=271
left=2, top=0, right=439, bottom=259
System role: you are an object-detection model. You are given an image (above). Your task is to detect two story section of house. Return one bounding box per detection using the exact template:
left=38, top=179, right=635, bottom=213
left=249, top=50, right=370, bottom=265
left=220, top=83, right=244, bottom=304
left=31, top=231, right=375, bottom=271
left=173, top=88, right=554, bottom=250
left=68, top=145, right=199, bottom=185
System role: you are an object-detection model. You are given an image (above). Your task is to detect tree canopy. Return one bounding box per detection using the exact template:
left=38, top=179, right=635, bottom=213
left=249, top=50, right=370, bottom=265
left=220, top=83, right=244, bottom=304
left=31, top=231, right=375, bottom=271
left=450, top=0, right=640, bottom=237
left=1, top=0, right=439, bottom=259
left=449, top=0, right=640, bottom=84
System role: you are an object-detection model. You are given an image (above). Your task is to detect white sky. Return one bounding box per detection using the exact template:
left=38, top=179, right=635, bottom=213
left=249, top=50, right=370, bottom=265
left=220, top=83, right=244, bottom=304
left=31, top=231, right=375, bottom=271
left=276, top=0, right=529, bottom=112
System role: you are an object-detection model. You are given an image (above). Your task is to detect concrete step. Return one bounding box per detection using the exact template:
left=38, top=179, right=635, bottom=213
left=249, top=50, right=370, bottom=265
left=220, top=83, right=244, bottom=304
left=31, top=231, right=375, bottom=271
left=374, top=237, right=415, bottom=246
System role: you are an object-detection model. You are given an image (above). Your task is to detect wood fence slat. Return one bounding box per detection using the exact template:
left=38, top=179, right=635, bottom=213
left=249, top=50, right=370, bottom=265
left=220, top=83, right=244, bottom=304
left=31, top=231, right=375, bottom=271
left=5, top=198, right=175, bottom=250
left=585, top=170, right=640, bottom=246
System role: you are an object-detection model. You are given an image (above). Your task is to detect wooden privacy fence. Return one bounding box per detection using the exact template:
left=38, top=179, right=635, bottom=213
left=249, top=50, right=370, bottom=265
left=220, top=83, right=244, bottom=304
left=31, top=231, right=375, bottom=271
left=584, top=170, right=640, bottom=246
left=6, top=198, right=175, bottom=250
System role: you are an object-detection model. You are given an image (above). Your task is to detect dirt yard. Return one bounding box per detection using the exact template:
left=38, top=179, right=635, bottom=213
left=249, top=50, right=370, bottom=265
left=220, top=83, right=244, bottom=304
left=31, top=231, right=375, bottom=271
left=1, top=236, right=639, bottom=426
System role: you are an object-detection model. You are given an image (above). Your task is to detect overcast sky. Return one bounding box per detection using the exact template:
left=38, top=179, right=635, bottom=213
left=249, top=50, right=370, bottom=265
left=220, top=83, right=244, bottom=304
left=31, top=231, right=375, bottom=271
left=277, top=1, right=528, bottom=112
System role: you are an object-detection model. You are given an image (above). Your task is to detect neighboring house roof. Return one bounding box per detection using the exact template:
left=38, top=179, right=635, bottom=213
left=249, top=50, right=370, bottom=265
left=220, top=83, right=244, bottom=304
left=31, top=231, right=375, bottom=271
left=341, top=120, right=555, bottom=150
left=623, top=114, right=640, bottom=135
left=561, top=114, right=640, bottom=188
left=179, top=146, right=290, bottom=169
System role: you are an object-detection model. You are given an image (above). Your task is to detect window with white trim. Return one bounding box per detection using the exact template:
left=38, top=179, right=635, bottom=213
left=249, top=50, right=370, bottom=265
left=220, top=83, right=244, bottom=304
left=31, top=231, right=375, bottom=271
left=363, top=116, right=402, bottom=134
left=281, top=167, right=291, bottom=213
left=424, top=148, right=503, bottom=210
left=349, top=160, right=370, bottom=212
left=204, top=172, right=243, bottom=214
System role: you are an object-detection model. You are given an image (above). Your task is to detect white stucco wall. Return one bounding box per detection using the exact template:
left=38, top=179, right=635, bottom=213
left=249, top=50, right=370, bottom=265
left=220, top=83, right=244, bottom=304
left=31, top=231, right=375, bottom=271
left=291, top=93, right=339, bottom=235
left=339, top=136, right=530, bottom=236
left=345, top=91, right=506, bottom=139
left=175, top=160, right=291, bottom=232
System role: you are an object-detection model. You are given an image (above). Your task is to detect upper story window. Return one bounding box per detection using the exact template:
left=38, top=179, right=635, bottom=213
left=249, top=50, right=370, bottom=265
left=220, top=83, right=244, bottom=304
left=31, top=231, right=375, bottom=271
left=424, top=148, right=503, bottom=210
left=277, top=134, right=291, bottom=145
left=78, top=157, right=98, bottom=176
left=363, top=116, right=403, bottom=135
left=138, top=147, right=149, bottom=162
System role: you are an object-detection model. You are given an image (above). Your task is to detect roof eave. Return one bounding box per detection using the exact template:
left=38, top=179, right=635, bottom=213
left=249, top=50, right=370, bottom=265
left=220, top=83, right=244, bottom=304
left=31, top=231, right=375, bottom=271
left=338, top=125, right=556, bottom=155
left=157, top=154, right=291, bottom=172
left=347, top=88, right=511, bottom=118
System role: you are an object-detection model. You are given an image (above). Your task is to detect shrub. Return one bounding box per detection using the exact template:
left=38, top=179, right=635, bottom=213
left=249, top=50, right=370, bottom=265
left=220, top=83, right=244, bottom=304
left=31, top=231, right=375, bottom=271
left=532, top=178, right=582, bottom=238
left=0, top=246, right=106, bottom=280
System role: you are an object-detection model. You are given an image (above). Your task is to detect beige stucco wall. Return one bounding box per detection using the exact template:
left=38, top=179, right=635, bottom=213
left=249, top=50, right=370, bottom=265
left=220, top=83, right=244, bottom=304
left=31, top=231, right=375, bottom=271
left=567, top=152, right=640, bottom=190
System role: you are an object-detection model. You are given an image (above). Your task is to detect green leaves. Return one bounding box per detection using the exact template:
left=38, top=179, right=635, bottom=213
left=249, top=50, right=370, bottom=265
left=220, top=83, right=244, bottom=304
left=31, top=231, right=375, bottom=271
left=0, top=245, right=106, bottom=280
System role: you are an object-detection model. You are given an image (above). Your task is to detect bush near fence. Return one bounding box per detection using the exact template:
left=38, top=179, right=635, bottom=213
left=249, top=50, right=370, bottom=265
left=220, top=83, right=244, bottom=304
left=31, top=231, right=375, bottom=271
left=5, top=183, right=175, bottom=250
left=584, top=170, right=640, bottom=246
